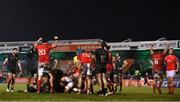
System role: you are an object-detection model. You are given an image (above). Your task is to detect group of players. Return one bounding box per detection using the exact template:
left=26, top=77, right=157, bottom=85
left=1, top=36, right=180, bottom=96
left=150, top=43, right=179, bottom=94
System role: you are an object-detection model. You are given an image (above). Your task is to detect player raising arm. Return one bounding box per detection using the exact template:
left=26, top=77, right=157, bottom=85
left=34, top=36, right=58, bottom=94
left=150, top=43, right=170, bottom=94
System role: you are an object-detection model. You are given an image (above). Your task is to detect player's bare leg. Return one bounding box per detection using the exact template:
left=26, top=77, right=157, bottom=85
left=102, top=73, right=108, bottom=96
left=107, top=81, right=114, bottom=95
left=26, top=76, right=32, bottom=91
left=171, top=78, right=174, bottom=94
left=77, top=74, right=83, bottom=94
left=10, top=74, right=16, bottom=92
left=86, top=75, right=92, bottom=94
left=171, top=78, right=175, bottom=94
left=7, top=73, right=13, bottom=92
left=157, top=79, right=162, bottom=94
left=83, top=77, right=87, bottom=93
left=49, top=73, right=54, bottom=93
left=96, top=73, right=103, bottom=95
left=152, top=80, right=157, bottom=94
left=167, top=78, right=171, bottom=94
left=168, top=78, right=174, bottom=94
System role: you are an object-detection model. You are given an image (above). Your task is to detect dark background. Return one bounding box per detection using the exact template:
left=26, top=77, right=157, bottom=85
left=0, top=0, right=179, bottom=42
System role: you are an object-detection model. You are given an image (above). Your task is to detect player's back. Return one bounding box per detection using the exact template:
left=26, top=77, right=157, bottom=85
left=95, top=48, right=108, bottom=65
left=79, top=52, right=92, bottom=64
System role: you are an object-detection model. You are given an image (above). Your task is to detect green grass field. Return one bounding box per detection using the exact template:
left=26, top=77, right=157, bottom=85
left=0, top=84, right=180, bottom=101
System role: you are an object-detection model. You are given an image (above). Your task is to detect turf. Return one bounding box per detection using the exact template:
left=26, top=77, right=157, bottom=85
left=0, top=84, right=180, bottom=101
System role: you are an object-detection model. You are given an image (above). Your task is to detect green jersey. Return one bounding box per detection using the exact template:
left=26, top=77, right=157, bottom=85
left=115, top=56, right=123, bottom=68
left=95, top=48, right=108, bottom=65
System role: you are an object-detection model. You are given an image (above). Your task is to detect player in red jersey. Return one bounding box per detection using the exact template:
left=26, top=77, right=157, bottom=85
left=150, top=43, right=169, bottom=94
left=164, top=48, right=179, bottom=94
left=77, top=50, right=93, bottom=94
left=34, top=36, right=58, bottom=94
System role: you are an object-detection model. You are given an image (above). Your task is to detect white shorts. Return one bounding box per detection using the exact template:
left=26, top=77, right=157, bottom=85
left=166, top=70, right=176, bottom=78
left=38, top=63, right=49, bottom=76
left=87, top=67, right=92, bottom=76
left=38, top=67, right=44, bottom=76
left=83, top=63, right=92, bottom=76
left=65, top=82, right=74, bottom=90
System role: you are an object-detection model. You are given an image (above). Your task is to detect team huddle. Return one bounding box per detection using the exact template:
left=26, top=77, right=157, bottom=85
left=1, top=36, right=180, bottom=96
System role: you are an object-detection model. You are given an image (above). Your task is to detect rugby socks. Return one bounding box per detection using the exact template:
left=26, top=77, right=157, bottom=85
left=11, top=78, right=15, bottom=85
left=7, top=81, right=10, bottom=90
left=103, top=88, right=107, bottom=94
left=27, top=84, right=30, bottom=89
left=169, top=85, right=174, bottom=94
left=50, top=86, right=54, bottom=93
left=37, top=80, right=41, bottom=93
left=168, top=86, right=171, bottom=94
left=172, top=85, right=174, bottom=94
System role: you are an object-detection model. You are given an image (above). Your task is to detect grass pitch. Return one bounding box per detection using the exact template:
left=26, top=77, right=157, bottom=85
left=0, top=84, right=180, bottom=101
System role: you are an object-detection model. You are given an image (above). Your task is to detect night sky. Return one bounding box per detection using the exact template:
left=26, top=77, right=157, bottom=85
left=0, top=0, right=179, bottom=42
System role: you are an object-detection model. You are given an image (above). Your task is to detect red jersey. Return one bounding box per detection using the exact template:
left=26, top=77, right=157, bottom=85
left=151, top=53, right=164, bottom=71
left=106, top=63, right=113, bottom=72
left=164, top=55, right=178, bottom=71
left=107, top=51, right=112, bottom=64
left=35, top=43, right=53, bottom=63
left=78, top=52, right=92, bottom=64
left=106, top=51, right=113, bottom=72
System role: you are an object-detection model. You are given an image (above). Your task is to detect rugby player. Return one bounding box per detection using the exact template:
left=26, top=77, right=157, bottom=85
left=95, top=41, right=109, bottom=96
left=78, top=50, right=93, bottom=94
left=112, top=53, right=122, bottom=92
left=3, top=48, right=22, bottom=92
left=26, top=44, right=37, bottom=92
left=34, top=36, right=58, bottom=94
left=164, top=48, right=179, bottom=94
left=105, top=45, right=114, bottom=95
left=150, top=43, right=169, bottom=94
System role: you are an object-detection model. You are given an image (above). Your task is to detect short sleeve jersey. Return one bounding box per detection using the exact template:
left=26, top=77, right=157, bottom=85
left=7, top=54, right=19, bottom=70
left=95, top=48, right=108, bottom=65
left=164, top=55, right=178, bottom=71
left=151, top=53, right=164, bottom=71
left=78, top=52, right=92, bottom=64
left=35, top=43, right=53, bottom=63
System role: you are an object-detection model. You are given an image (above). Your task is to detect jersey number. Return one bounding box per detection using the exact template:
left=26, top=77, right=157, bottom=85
left=82, top=53, right=90, bottom=58
left=38, top=49, right=46, bottom=55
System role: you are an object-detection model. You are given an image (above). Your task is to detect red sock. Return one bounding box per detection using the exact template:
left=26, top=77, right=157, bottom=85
left=168, top=86, right=171, bottom=93
left=171, top=85, right=174, bottom=93
left=37, top=80, right=41, bottom=92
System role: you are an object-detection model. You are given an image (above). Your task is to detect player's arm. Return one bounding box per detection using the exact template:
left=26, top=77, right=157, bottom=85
left=163, top=42, right=170, bottom=54
left=52, top=59, right=58, bottom=69
left=122, top=60, right=128, bottom=69
left=175, top=57, right=179, bottom=72
left=2, top=58, right=8, bottom=66
left=52, top=36, right=59, bottom=48
left=34, top=37, right=42, bottom=47
left=17, top=60, right=23, bottom=72
left=150, top=44, right=154, bottom=54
